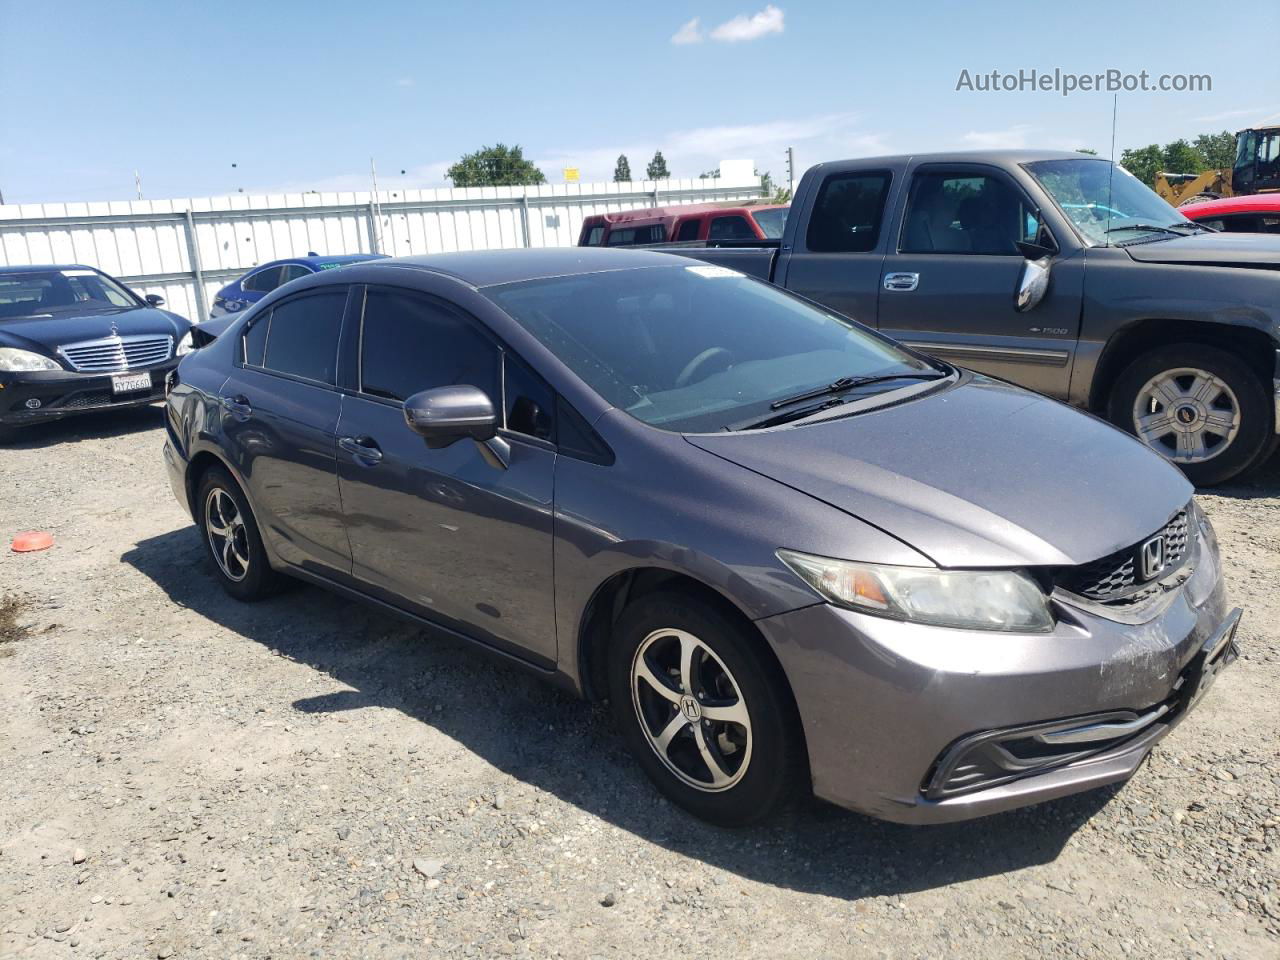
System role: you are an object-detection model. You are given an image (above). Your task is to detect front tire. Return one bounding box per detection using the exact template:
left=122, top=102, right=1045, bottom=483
left=607, top=591, right=805, bottom=827
left=1108, top=343, right=1273, bottom=486
left=195, top=466, right=282, bottom=601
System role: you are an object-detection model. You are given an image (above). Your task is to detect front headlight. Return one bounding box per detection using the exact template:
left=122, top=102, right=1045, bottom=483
left=176, top=331, right=195, bottom=356
left=0, top=347, right=61, bottom=372
left=777, top=549, right=1054, bottom=632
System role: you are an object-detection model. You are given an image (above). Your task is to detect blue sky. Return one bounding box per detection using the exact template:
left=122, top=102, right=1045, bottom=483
left=1, top=0, right=1277, bottom=204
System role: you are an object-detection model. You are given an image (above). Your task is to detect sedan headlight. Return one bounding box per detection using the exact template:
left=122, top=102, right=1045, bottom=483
left=777, top=549, right=1054, bottom=632
left=176, top=331, right=195, bottom=356
left=0, top=347, right=61, bottom=372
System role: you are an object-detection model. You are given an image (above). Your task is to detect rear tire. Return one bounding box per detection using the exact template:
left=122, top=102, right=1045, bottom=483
left=607, top=590, right=806, bottom=827
left=1107, top=343, right=1272, bottom=487
left=195, top=465, right=283, bottom=601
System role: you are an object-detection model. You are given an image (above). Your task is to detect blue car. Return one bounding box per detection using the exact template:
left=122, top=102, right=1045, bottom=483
left=209, top=253, right=386, bottom=319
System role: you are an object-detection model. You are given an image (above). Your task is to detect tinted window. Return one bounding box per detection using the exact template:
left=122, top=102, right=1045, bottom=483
left=751, top=207, right=789, bottom=239
left=262, top=291, right=346, bottom=383
left=900, top=172, right=1034, bottom=255
left=708, top=216, right=754, bottom=241
left=279, top=264, right=313, bottom=284
left=606, top=224, right=666, bottom=246
left=583, top=225, right=605, bottom=246
left=242, top=313, right=269, bottom=366
left=486, top=264, right=938, bottom=433
left=242, top=266, right=284, bottom=293
left=806, top=173, right=891, bottom=253
left=504, top=354, right=555, bottom=441
left=359, top=288, right=498, bottom=403
left=676, top=219, right=701, bottom=242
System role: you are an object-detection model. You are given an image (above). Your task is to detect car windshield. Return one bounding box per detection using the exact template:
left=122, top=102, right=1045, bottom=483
left=0, top=269, right=138, bottom=319
left=1026, top=158, right=1198, bottom=245
left=750, top=207, right=789, bottom=239
left=484, top=263, right=940, bottom=433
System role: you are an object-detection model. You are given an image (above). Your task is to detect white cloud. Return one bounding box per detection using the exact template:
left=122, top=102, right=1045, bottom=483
left=1188, top=106, right=1268, bottom=124
left=710, top=5, right=784, bottom=43
left=671, top=17, right=702, bottom=45
left=396, top=77, right=414, bottom=87
left=959, top=125, right=1033, bottom=150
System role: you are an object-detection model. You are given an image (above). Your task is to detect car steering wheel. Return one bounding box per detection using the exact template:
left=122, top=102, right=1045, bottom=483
left=675, top=347, right=735, bottom=388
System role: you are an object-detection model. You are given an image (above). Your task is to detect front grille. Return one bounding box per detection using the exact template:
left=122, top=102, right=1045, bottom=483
left=58, top=334, right=172, bottom=372
left=1059, top=509, right=1191, bottom=602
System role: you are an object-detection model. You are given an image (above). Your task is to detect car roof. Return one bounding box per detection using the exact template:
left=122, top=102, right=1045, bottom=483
left=811, top=148, right=1088, bottom=170
left=360, top=247, right=692, bottom=288
left=1179, top=194, right=1280, bottom=218
left=0, top=263, right=100, bottom=274
left=252, top=254, right=385, bottom=268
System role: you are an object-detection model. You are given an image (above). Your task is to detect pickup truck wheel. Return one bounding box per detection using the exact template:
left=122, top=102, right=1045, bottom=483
left=1108, top=344, right=1272, bottom=486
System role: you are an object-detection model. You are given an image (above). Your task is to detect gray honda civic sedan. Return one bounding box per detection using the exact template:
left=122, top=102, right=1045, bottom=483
left=163, top=248, right=1241, bottom=826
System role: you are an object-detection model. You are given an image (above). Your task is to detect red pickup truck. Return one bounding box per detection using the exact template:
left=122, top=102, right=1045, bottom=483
left=578, top=202, right=788, bottom=247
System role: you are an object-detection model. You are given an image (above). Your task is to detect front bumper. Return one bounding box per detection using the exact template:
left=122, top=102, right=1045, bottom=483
left=0, top=362, right=176, bottom=427
left=757, top=532, right=1235, bottom=824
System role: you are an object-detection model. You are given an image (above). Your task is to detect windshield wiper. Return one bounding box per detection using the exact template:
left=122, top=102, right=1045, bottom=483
left=1103, top=223, right=1182, bottom=236
left=769, top=372, right=945, bottom=410
left=730, top=396, right=853, bottom=431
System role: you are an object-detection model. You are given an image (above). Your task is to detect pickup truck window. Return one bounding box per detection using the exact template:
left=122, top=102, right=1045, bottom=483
left=1025, top=158, right=1192, bottom=246
left=751, top=207, right=788, bottom=239
left=709, top=216, right=754, bottom=241
left=583, top=225, right=605, bottom=246
left=900, top=173, right=1031, bottom=255
left=806, top=172, right=892, bottom=253
left=676, top=219, right=701, bottom=242
left=606, top=224, right=667, bottom=246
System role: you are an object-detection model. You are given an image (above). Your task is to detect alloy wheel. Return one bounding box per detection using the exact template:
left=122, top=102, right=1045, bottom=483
left=1132, top=367, right=1241, bottom=464
left=204, top=487, right=251, bottom=582
left=630, top=628, right=752, bottom=792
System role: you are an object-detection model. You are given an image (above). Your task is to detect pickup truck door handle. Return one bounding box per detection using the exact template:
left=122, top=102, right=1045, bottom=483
left=883, top=272, right=920, bottom=292
left=220, top=394, right=252, bottom=419
left=338, top=435, right=383, bottom=465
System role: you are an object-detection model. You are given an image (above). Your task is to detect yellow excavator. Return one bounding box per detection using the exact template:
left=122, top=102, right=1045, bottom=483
left=1154, top=123, right=1280, bottom=206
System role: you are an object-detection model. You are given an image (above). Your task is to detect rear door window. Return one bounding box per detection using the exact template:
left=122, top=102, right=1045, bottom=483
left=675, top=219, right=702, bottom=241
left=358, top=287, right=499, bottom=403
left=260, top=290, right=347, bottom=384
left=582, top=225, right=605, bottom=246
left=242, top=266, right=285, bottom=293
left=806, top=172, right=892, bottom=253
left=708, top=215, right=754, bottom=240
left=605, top=224, right=666, bottom=246
left=279, top=264, right=313, bottom=284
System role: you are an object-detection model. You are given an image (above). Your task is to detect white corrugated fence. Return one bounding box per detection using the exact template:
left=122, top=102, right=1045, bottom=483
left=0, top=175, right=764, bottom=321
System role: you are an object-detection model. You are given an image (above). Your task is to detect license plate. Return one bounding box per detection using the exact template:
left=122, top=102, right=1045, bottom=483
left=111, top=373, right=152, bottom=394
left=1183, top=608, right=1242, bottom=711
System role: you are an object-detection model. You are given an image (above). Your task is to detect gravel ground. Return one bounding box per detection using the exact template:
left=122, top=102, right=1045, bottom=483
left=1, top=408, right=1278, bottom=960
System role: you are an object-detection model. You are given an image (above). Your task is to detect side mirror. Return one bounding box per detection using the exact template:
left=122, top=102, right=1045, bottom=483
left=1015, top=255, right=1051, bottom=312
left=145, top=294, right=165, bottom=307
left=403, top=385, right=498, bottom=449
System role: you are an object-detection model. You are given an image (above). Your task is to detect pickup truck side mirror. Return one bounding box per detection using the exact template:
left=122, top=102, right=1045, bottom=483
left=1015, top=255, right=1052, bottom=312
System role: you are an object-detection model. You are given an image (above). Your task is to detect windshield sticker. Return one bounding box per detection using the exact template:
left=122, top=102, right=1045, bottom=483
left=685, top=265, right=742, bottom=279
left=62, top=269, right=97, bottom=276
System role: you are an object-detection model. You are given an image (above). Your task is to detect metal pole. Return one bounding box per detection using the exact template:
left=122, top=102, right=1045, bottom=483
left=182, top=209, right=209, bottom=321
left=366, top=202, right=381, bottom=254
left=520, top=193, right=532, bottom=248
left=786, top=147, right=795, bottom=196
left=134, top=170, right=143, bottom=200
left=369, top=157, right=386, bottom=254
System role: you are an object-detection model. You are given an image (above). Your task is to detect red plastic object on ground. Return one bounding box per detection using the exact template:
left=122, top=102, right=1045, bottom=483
left=11, top=531, right=54, bottom=552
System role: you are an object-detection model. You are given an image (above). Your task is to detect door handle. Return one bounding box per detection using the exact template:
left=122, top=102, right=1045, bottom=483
left=220, top=394, right=252, bottom=419
left=883, top=272, right=919, bottom=292
left=339, top=435, right=383, bottom=465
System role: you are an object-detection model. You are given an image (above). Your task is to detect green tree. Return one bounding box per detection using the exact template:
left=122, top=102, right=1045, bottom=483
left=1161, top=139, right=1203, bottom=176
left=646, top=150, right=670, bottom=180
left=1193, top=131, right=1237, bottom=170
left=613, top=154, right=632, bottom=183
left=1075, top=148, right=1098, bottom=155
left=446, top=143, right=546, bottom=187
left=1119, top=144, right=1164, bottom=186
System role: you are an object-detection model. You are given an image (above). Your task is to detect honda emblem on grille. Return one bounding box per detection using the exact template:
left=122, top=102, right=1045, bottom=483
left=1140, top=535, right=1165, bottom=581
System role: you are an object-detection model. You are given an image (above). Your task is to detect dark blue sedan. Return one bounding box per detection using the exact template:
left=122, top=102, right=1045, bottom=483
left=210, top=253, right=386, bottom=319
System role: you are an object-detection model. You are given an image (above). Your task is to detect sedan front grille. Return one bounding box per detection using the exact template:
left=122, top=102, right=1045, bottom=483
left=58, top=334, right=172, bottom=372
left=1058, top=509, right=1191, bottom=603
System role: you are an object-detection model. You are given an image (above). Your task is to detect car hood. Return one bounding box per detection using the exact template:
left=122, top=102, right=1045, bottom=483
left=685, top=377, right=1192, bottom=568
left=0, top=306, right=189, bottom=354
left=1123, top=231, right=1280, bottom=268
